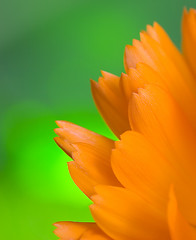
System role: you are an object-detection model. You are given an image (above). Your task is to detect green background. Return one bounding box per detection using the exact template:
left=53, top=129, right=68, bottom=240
left=1, top=0, right=195, bottom=239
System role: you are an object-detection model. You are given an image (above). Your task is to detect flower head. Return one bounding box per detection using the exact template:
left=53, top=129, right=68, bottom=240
left=54, top=8, right=196, bottom=240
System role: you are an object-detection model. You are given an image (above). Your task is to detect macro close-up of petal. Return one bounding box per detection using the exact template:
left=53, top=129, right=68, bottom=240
left=54, top=8, right=196, bottom=240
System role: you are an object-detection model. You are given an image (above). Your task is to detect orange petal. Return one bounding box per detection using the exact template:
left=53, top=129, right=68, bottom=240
left=53, top=221, right=112, bottom=240
left=121, top=63, right=165, bottom=102
left=54, top=137, right=74, bottom=157
left=68, top=143, right=121, bottom=197
left=90, top=186, right=170, bottom=240
left=168, top=188, right=196, bottom=240
left=129, top=84, right=196, bottom=173
left=129, top=84, right=196, bottom=224
left=147, top=22, right=195, bottom=86
left=129, top=63, right=165, bottom=91
left=54, top=221, right=90, bottom=239
left=124, top=27, right=196, bottom=129
left=129, top=84, right=176, bottom=153
left=54, top=120, right=114, bottom=156
left=182, top=8, right=196, bottom=78
left=124, top=42, right=154, bottom=72
left=111, top=130, right=171, bottom=213
left=140, top=32, right=196, bottom=124
left=68, top=161, right=97, bottom=197
left=54, top=121, right=119, bottom=198
left=120, top=72, right=133, bottom=101
left=91, top=71, right=130, bottom=137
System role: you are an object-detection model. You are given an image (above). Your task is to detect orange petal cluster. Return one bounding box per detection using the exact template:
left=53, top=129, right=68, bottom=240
left=53, top=8, right=196, bottom=240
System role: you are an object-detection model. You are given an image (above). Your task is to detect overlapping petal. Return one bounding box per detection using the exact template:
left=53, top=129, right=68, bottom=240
left=147, top=22, right=195, bottom=85
left=91, top=71, right=130, bottom=137
left=54, top=120, right=114, bottom=156
left=54, top=120, right=120, bottom=198
left=129, top=84, right=196, bottom=173
left=111, top=130, right=171, bottom=212
left=54, top=8, right=196, bottom=240
left=91, top=186, right=170, bottom=240
left=129, top=84, right=196, bottom=224
left=69, top=143, right=121, bottom=197
left=54, top=221, right=112, bottom=240
left=124, top=24, right=196, bottom=130
left=121, top=63, right=165, bottom=100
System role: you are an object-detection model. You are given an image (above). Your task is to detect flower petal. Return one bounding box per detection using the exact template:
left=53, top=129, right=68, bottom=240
left=124, top=41, right=154, bottom=72
left=129, top=84, right=196, bottom=172
left=54, top=120, right=114, bottom=156
left=182, top=8, right=196, bottom=78
left=68, top=161, right=97, bottom=197
left=54, top=121, right=119, bottom=198
left=120, top=72, right=133, bottom=101
left=111, top=130, right=171, bottom=213
left=121, top=62, right=165, bottom=105
left=129, top=84, right=176, bottom=152
left=91, top=71, right=130, bottom=137
left=54, top=137, right=74, bottom=157
left=124, top=27, right=196, bottom=129
left=168, top=188, right=196, bottom=240
left=53, top=221, right=112, bottom=240
left=129, top=84, right=196, bottom=224
left=68, top=143, right=121, bottom=197
left=90, top=186, right=170, bottom=240
left=147, top=22, right=195, bottom=85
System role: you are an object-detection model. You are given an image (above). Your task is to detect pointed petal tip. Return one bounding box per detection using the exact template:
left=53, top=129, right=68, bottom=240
left=53, top=136, right=58, bottom=142
left=90, top=78, right=95, bottom=83
left=153, top=21, right=158, bottom=27
left=100, top=70, right=106, bottom=76
left=182, top=7, right=188, bottom=20
left=139, top=31, right=148, bottom=40
left=55, top=120, right=67, bottom=128
left=125, top=44, right=131, bottom=51
left=54, top=128, right=60, bottom=135
left=54, top=127, right=65, bottom=136
left=120, top=72, right=126, bottom=78
left=132, top=38, right=140, bottom=46
left=101, top=70, right=119, bottom=79
left=183, top=7, right=188, bottom=14
left=53, top=221, right=61, bottom=227
left=55, top=120, right=62, bottom=125
left=56, top=120, right=77, bottom=129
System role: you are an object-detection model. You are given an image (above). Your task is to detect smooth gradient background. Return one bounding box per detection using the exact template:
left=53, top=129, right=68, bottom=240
left=1, top=0, right=196, bottom=239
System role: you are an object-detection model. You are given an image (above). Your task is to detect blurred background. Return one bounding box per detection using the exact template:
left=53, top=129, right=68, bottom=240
left=1, top=0, right=196, bottom=239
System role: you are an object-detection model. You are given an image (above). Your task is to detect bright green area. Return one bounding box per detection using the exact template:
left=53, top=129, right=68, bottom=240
left=1, top=0, right=196, bottom=239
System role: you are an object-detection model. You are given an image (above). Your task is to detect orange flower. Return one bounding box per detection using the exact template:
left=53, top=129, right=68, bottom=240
left=53, top=8, right=196, bottom=240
